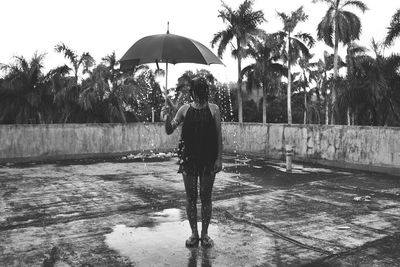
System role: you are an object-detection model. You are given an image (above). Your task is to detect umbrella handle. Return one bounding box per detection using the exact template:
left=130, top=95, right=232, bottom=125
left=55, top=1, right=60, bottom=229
left=163, top=88, right=169, bottom=107
left=164, top=94, right=173, bottom=108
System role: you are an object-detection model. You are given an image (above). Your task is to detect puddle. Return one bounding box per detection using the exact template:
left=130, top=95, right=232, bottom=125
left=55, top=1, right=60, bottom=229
left=263, top=160, right=351, bottom=175
left=104, top=208, right=296, bottom=266
left=104, top=209, right=219, bottom=266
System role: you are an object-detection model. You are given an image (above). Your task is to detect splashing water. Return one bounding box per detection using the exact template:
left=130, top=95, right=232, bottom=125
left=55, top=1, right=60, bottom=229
left=227, top=85, right=234, bottom=120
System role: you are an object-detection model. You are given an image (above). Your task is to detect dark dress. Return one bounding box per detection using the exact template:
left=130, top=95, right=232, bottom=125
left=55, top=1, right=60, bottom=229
left=178, top=103, right=218, bottom=176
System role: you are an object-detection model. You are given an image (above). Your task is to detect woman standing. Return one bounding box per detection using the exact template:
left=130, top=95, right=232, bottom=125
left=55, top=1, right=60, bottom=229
left=162, top=77, right=222, bottom=247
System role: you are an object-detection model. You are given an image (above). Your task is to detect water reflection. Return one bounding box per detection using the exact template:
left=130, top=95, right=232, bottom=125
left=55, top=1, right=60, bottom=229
left=187, top=247, right=212, bottom=267
left=104, top=208, right=217, bottom=266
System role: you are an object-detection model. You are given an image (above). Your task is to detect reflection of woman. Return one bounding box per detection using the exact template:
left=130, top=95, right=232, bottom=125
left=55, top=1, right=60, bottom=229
left=162, top=77, right=222, bottom=247
left=187, top=245, right=212, bottom=267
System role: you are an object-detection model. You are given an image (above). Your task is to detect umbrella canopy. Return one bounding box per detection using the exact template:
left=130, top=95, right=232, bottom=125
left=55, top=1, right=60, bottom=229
left=120, top=33, right=224, bottom=69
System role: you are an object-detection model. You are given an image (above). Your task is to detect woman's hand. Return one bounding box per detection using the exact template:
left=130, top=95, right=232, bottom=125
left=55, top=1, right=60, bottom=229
left=161, top=106, right=171, bottom=121
left=214, top=158, right=222, bottom=173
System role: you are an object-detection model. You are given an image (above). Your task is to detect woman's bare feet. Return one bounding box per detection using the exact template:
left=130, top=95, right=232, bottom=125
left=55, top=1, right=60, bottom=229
left=200, top=234, right=214, bottom=247
left=185, top=233, right=200, bottom=247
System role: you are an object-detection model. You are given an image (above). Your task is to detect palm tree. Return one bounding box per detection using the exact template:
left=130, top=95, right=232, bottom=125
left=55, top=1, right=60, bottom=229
left=0, top=53, right=57, bottom=124
left=53, top=43, right=96, bottom=122
left=54, top=42, right=95, bottom=84
left=314, top=60, right=329, bottom=125
left=52, top=77, right=83, bottom=123
left=100, top=52, right=128, bottom=123
left=313, top=0, right=368, bottom=124
left=118, top=65, right=164, bottom=122
left=276, top=6, right=315, bottom=124
left=293, top=56, right=315, bottom=124
left=313, top=51, right=346, bottom=124
left=365, top=40, right=400, bottom=125
left=242, top=34, right=287, bottom=123
left=78, top=63, right=127, bottom=123
left=337, top=40, right=400, bottom=126
left=385, top=9, right=400, bottom=46
left=343, top=42, right=368, bottom=125
left=211, top=0, right=265, bottom=123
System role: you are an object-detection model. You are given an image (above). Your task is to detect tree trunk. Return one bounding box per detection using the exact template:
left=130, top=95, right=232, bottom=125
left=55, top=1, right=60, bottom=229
left=332, top=19, right=339, bottom=125
left=347, top=108, right=351, bottom=126
left=262, top=83, right=267, bottom=124
left=325, top=94, right=329, bottom=125
left=287, top=33, right=292, bottom=125
left=304, top=91, right=307, bottom=124
left=74, top=67, right=79, bottom=85
left=63, top=111, right=71, bottom=123
left=237, top=56, right=243, bottom=123
left=119, top=101, right=127, bottom=123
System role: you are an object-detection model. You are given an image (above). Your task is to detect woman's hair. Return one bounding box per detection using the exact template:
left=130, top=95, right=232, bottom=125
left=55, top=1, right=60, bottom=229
left=189, top=77, right=209, bottom=103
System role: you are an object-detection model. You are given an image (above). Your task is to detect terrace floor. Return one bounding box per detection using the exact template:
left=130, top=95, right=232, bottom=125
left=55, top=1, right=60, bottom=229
left=1, top=154, right=400, bottom=266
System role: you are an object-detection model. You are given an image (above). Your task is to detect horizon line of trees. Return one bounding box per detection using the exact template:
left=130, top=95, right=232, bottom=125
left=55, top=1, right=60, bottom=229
left=1, top=1, right=400, bottom=127
left=0, top=46, right=166, bottom=124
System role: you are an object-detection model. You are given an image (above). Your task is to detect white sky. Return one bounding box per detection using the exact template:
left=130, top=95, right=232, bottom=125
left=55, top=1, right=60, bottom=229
left=1, top=0, right=399, bottom=87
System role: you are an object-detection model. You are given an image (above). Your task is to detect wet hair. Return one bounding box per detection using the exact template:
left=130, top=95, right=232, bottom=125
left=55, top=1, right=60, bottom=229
left=189, top=77, right=209, bottom=103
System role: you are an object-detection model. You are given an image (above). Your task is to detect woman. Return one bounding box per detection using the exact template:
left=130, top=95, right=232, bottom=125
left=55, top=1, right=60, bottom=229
left=162, top=77, right=222, bottom=247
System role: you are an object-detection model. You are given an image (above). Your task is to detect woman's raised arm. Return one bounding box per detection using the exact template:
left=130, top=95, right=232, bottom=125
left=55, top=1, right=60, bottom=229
left=164, top=104, right=187, bottom=135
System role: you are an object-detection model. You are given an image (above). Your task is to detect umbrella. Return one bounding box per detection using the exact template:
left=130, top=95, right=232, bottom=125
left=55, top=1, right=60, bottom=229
left=120, top=27, right=224, bottom=119
left=120, top=32, right=224, bottom=67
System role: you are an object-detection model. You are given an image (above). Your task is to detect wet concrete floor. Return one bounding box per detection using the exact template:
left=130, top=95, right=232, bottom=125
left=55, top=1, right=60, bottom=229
left=0, top=155, right=400, bottom=266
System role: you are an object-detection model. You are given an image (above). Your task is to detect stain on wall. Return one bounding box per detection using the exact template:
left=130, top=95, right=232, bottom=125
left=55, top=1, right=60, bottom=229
left=222, top=123, right=400, bottom=173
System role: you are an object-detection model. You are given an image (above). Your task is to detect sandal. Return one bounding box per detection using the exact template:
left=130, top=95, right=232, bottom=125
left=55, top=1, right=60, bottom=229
left=185, top=234, right=199, bottom=247
left=201, top=235, right=214, bottom=247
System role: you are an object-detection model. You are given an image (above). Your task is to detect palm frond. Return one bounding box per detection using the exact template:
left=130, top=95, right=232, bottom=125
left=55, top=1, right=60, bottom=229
left=317, top=7, right=335, bottom=47
left=54, top=43, right=77, bottom=64
left=383, top=53, right=400, bottom=75
left=79, top=52, right=95, bottom=75
left=341, top=0, right=368, bottom=13
left=347, top=42, right=368, bottom=55
left=270, top=63, right=288, bottom=77
left=102, top=52, right=117, bottom=68
left=277, top=6, right=308, bottom=33
left=385, top=9, right=400, bottom=46
left=218, top=1, right=234, bottom=23
left=336, top=10, right=362, bottom=44
left=312, top=0, right=335, bottom=4
left=241, top=64, right=255, bottom=78
left=290, top=37, right=311, bottom=62
left=211, top=30, right=233, bottom=57
left=294, top=32, right=315, bottom=48
left=45, top=65, right=71, bottom=80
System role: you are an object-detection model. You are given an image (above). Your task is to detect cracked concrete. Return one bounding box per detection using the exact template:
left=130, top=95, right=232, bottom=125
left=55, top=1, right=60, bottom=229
left=1, top=155, right=400, bottom=266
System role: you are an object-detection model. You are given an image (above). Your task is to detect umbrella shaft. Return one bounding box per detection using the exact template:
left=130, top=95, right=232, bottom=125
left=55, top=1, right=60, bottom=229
left=165, top=61, right=168, bottom=106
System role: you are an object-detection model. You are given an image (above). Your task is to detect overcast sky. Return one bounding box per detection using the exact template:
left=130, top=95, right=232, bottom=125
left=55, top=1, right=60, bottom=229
left=1, top=0, right=399, bottom=86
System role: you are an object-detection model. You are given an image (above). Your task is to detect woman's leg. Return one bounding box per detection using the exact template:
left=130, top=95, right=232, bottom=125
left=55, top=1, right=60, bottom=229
left=182, top=171, right=199, bottom=236
left=199, top=167, right=216, bottom=238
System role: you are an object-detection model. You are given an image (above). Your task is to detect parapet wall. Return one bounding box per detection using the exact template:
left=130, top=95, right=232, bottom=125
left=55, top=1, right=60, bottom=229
left=223, top=123, right=400, bottom=175
left=0, top=123, right=179, bottom=162
left=0, top=123, right=399, bottom=175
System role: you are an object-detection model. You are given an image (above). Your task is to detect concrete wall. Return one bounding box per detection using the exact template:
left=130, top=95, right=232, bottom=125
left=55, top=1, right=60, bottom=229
left=0, top=122, right=399, bottom=175
left=0, top=123, right=180, bottom=162
left=223, top=123, right=400, bottom=175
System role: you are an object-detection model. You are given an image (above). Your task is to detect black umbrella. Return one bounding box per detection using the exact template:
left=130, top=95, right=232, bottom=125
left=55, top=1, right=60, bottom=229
left=120, top=26, right=224, bottom=108
left=120, top=33, right=224, bottom=67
